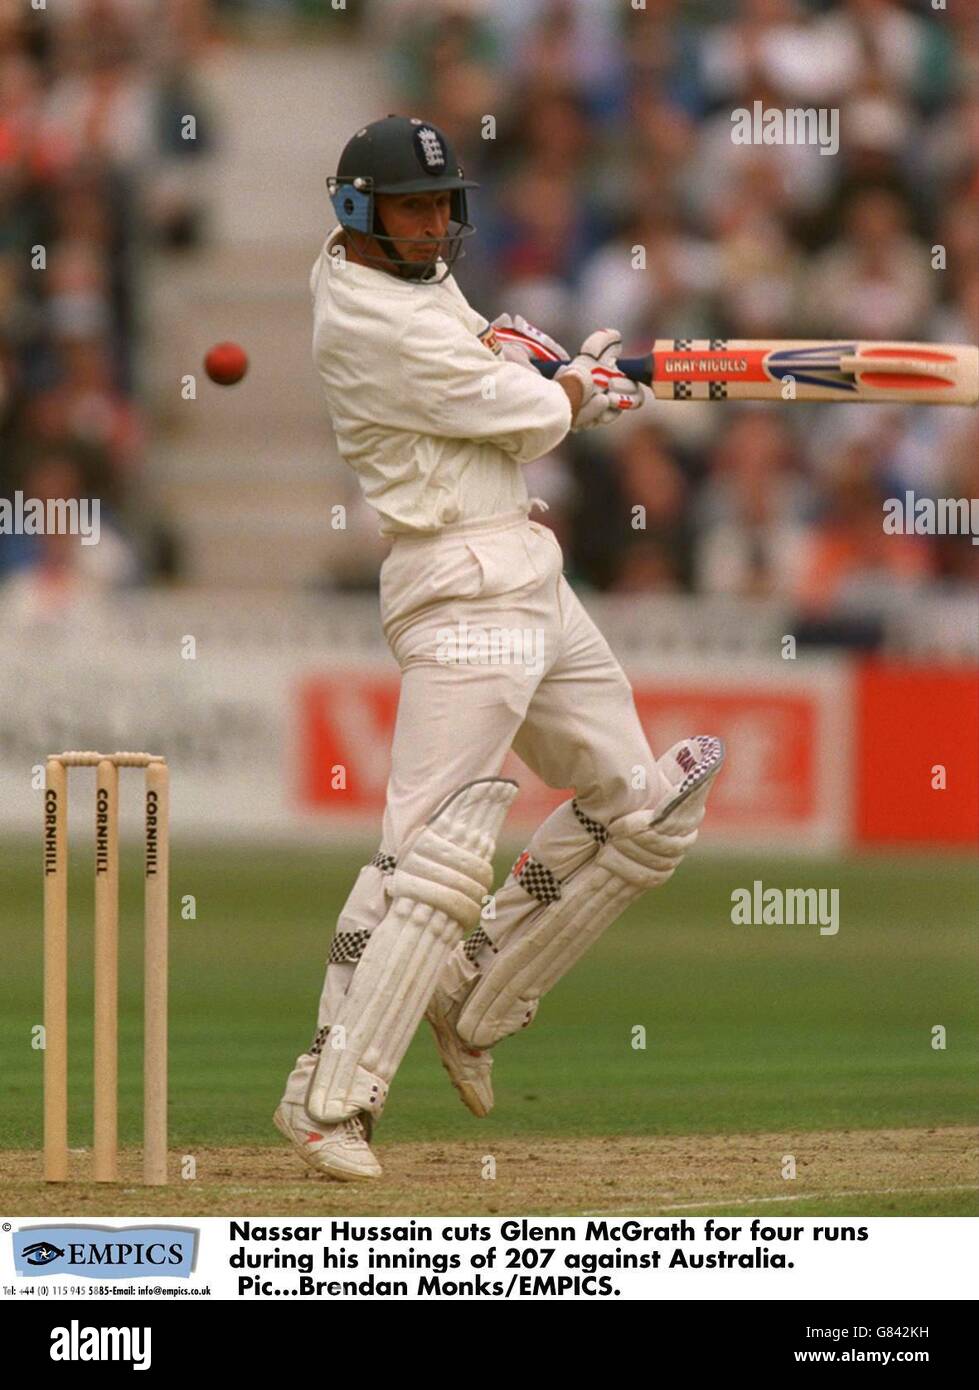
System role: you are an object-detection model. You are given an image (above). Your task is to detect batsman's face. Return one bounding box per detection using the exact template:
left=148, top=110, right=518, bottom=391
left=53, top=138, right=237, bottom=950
left=375, top=191, right=452, bottom=262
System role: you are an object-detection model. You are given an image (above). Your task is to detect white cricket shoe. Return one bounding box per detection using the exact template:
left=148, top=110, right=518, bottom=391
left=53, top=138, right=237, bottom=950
left=273, top=1102, right=382, bottom=1181
left=427, top=955, right=494, bottom=1118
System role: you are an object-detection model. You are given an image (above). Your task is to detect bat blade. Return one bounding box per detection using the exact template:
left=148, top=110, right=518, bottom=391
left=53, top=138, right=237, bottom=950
left=534, top=341, right=978, bottom=403
left=650, top=340, right=979, bottom=405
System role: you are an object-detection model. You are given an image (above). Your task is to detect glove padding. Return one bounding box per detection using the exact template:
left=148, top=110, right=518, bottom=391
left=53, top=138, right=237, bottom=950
left=557, top=328, right=644, bottom=431
left=491, top=313, right=570, bottom=370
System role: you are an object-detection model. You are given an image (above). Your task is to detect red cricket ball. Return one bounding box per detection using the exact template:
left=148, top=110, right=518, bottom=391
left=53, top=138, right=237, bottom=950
left=204, top=342, right=248, bottom=385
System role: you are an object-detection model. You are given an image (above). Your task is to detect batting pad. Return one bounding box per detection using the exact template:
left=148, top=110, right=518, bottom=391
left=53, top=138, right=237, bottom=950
left=458, top=736, right=724, bottom=1050
left=305, top=777, right=518, bottom=1125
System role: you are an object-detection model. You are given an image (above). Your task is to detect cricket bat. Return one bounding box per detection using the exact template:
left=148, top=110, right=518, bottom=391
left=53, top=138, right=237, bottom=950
left=537, top=340, right=979, bottom=405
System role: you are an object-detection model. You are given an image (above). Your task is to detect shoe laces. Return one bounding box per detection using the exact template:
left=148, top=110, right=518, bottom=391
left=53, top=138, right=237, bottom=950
left=344, top=1114, right=370, bottom=1144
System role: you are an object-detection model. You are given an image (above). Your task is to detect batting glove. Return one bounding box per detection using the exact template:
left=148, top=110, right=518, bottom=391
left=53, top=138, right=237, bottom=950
left=491, top=313, right=571, bottom=370
left=558, top=328, right=644, bottom=431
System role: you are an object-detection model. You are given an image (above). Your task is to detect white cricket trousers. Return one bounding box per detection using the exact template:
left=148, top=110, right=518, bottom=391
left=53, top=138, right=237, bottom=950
left=282, top=508, right=672, bottom=1104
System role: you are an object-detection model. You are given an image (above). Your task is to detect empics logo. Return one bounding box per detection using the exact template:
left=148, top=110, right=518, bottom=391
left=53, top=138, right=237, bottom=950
left=50, top=1320, right=151, bottom=1372
left=13, top=1224, right=197, bottom=1278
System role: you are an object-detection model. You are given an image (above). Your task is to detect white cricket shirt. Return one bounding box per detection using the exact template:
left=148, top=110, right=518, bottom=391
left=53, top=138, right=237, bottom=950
left=310, top=226, right=572, bottom=536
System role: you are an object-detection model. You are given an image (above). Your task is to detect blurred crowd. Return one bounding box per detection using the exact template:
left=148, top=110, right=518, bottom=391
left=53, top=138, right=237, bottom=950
left=0, top=0, right=212, bottom=602
left=382, top=0, right=978, bottom=642
left=1, top=0, right=976, bottom=646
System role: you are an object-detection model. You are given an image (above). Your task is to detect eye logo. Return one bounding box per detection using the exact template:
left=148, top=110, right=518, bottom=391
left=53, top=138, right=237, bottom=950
left=22, top=1241, right=65, bottom=1267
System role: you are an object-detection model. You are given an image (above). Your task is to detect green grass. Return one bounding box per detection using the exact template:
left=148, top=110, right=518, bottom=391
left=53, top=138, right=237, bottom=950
left=2, top=841, right=976, bottom=1150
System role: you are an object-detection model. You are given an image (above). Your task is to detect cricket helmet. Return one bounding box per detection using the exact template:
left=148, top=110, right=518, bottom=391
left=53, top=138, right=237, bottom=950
left=328, top=115, right=478, bottom=282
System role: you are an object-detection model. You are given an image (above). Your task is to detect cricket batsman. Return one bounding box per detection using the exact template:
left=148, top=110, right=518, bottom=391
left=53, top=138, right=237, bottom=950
left=275, top=116, right=724, bottom=1180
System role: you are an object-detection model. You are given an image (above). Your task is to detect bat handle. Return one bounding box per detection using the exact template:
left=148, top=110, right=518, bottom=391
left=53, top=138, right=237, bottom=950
left=535, top=355, right=652, bottom=387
